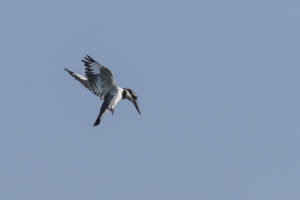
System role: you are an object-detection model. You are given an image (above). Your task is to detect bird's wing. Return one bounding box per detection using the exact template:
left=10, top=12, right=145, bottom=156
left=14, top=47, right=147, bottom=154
left=81, top=55, right=118, bottom=99
left=64, top=68, right=91, bottom=91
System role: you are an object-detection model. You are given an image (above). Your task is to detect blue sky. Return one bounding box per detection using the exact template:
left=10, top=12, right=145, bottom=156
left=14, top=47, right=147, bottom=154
left=1, top=0, right=300, bottom=199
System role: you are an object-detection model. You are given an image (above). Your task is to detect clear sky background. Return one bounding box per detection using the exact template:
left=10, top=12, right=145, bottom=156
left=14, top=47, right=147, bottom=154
left=1, top=0, right=300, bottom=199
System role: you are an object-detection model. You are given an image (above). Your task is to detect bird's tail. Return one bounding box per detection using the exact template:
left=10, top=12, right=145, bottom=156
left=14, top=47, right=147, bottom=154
left=94, top=117, right=101, bottom=126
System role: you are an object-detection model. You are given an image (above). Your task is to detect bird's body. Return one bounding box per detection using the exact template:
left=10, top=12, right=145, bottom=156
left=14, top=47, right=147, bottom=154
left=104, top=86, right=124, bottom=114
left=65, top=55, right=141, bottom=126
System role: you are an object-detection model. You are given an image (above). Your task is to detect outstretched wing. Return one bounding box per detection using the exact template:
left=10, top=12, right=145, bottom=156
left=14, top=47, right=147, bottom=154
left=65, top=55, right=118, bottom=100
left=64, top=68, right=89, bottom=89
left=82, top=55, right=117, bottom=99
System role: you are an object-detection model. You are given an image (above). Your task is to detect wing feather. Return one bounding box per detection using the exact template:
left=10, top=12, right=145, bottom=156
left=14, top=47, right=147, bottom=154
left=65, top=56, right=117, bottom=100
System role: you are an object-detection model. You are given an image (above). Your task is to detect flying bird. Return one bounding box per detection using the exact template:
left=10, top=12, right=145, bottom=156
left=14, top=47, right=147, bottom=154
left=65, top=55, right=141, bottom=126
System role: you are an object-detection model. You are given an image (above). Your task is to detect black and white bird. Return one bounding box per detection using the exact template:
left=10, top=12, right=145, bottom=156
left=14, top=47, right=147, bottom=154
left=65, top=55, right=141, bottom=126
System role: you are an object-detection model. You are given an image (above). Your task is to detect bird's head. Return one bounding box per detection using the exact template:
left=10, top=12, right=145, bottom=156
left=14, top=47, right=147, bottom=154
left=122, top=88, right=141, bottom=115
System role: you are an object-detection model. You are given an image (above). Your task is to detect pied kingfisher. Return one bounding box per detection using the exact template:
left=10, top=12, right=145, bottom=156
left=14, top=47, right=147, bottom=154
left=65, top=55, right=141, bottom=126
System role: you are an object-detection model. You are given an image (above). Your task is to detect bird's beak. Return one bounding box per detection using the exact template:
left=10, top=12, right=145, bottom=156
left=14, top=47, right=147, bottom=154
left=132, top=99, right=141, bottom=115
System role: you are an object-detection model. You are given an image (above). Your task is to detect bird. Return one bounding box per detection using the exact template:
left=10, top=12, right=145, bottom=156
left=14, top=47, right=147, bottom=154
left=64, top=55, right=141, bottom=126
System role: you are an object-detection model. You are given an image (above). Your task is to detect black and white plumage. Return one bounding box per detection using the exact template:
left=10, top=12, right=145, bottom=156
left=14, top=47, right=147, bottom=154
left=65, top=55, right=141, bottom=126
